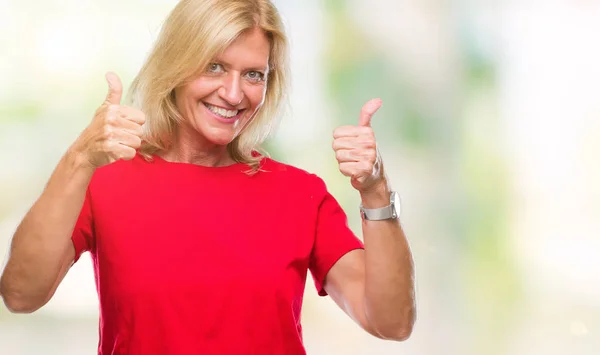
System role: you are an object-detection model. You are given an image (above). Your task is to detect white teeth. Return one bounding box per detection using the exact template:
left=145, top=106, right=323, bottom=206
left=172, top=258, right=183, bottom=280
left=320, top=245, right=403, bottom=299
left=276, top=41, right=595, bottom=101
left=205, top=103, right=239, bottom=118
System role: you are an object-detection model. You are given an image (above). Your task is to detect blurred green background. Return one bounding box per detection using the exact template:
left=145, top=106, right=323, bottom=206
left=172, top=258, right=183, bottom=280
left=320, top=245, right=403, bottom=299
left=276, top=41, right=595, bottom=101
left=2, top=0, right=600, bottom=354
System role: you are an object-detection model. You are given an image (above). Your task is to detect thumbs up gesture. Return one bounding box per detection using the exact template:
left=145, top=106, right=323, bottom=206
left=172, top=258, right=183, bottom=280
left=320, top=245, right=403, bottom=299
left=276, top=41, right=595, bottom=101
left=332, top=98, right=384, bottom=192
left=71, top=72, right=146, bottom=169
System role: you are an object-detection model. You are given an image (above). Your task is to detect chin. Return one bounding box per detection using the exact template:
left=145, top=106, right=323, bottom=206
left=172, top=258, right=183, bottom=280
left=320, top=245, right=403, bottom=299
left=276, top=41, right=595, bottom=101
left=200, top=127, right=238, bottom=147
left=201, top=119, right=249, bottom=146
left=208, top=136, right=236, bottom=146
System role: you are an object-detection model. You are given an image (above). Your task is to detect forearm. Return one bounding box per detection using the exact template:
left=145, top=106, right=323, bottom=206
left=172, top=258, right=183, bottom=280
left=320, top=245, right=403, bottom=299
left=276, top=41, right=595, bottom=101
left=0, top=148, right=94, bottom=311
left=361, top=180, right=415, bottom=340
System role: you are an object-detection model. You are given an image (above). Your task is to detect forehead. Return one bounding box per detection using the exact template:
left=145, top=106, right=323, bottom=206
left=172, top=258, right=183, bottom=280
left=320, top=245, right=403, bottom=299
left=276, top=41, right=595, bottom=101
left=217, top=27, right=270, bottom=69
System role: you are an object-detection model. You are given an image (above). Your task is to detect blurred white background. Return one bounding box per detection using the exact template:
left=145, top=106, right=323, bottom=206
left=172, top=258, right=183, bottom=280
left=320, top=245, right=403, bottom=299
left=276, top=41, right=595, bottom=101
left=1, top=0, right=599, bottom=354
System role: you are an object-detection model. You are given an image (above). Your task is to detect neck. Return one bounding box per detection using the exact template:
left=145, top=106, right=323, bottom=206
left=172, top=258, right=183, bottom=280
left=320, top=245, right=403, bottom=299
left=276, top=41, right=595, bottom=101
left=159, top=125, right=236, bottom=167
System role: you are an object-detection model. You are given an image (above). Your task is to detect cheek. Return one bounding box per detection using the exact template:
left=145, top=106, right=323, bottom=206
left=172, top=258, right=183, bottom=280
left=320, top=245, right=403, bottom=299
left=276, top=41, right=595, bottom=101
left=247, top=84, right=267, bottom=108
left=186, top=78, right=219, bottom=98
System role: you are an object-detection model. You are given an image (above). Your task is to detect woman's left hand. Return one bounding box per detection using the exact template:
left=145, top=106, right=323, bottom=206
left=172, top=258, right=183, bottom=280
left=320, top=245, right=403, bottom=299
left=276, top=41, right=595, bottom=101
left=333, top=98, right=385, bottom=193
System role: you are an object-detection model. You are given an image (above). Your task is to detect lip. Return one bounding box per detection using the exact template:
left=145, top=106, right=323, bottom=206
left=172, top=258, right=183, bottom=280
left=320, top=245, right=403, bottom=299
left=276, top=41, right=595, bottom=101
left=202, top=102, right=245, bottom=124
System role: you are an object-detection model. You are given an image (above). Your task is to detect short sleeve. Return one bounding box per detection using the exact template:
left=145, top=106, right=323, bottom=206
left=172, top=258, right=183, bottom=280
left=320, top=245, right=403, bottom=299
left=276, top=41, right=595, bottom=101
left=71, top=187, right=95, bottom=263
left=309, top=181, right=364, bottom=296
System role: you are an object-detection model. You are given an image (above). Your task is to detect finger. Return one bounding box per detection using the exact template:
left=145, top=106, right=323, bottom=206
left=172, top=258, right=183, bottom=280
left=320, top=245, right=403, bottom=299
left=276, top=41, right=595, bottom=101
left=116, top=117, right=144, bottom=138
left=116, top=105, right=146, bottom=125
left=333, top=125, right=371, bottom=139
left=333, top=137, right=376, bottom=151
left=104, top=72, right=123, bottom=106
left=112, top=144, right=138, bottom=161
left=335, top=149, right=360, bottom=163
left=332, top=137, right=355, bottom=151
left=358, top=98, right=382, bottom=127
left=338, top=161, right=370, bottom=178
left=102, top=108, right=143, bottom=138
left=114, top=130, right=143, bottom=150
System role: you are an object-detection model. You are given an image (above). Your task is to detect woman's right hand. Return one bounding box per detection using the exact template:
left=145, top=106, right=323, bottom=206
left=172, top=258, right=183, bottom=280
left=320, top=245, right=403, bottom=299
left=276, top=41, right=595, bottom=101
left=71, top=72, right=146, bottom=169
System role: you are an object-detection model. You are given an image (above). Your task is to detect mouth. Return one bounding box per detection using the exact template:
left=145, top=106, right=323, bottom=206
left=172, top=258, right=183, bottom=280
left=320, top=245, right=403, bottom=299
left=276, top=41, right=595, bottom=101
left=203, top=102, right=245, bottom=121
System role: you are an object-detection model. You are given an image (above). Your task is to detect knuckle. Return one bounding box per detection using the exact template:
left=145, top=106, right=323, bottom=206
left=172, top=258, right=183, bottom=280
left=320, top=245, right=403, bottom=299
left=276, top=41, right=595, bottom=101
left=333, top=126, right=350, bottom=137
left=107, top=104, right=120, bottom=113
left=366, top=149, right=377, bottom=161
left=339, top=165, right=352, bottom=177
left=132, top=136, right=142, bottom=149
left=105, top=113, right=117, bottom=125
left=332, top=139, right=340, bottom=150
left=363, top=139, right=376, bottom=149
left=101, top=141, right=113, bottom=153
left=122, top=152, right=134, bottom=160
left=127, top=148, right=137, bottom=159
left=102, top=126, right=114, bottom=139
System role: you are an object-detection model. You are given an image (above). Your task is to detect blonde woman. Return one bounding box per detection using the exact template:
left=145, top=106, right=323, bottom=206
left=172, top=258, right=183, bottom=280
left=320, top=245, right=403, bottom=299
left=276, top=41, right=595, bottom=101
left=0, top=0, right=415, bottom=354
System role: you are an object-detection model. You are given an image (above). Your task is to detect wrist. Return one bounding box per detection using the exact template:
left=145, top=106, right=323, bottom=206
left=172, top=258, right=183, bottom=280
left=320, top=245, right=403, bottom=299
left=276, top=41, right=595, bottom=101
left=359, top=179, right=391, bottom=209
left=65, top=145, right=96, bottom=174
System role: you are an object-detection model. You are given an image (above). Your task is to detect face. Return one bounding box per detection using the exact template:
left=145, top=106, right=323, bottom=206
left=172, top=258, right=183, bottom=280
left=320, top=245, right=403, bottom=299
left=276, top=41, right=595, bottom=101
left=174, top=27, right=270, bottom=148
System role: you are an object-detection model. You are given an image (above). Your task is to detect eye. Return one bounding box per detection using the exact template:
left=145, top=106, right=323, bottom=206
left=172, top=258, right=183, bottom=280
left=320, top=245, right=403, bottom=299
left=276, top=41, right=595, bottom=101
left=206, top=63, right=224, bottom=73
left=245, top=71, right=265, bottom=82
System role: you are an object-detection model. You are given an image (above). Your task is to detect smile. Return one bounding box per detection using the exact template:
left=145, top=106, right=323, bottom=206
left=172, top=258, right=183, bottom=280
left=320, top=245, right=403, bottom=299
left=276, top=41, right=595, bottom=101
left=204, top=103, right=242, bottom=119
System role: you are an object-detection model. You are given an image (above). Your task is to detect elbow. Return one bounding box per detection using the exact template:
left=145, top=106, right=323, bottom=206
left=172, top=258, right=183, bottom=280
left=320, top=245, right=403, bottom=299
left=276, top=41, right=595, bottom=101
left=376, top=323, right=414, bottom=342
left=2, top=295, right=44, bottom=314
left=368, top=306, right=416, bottom=342
left=0, top=284, right=44, bottom=314
left=1, top=293, right=43, bottom=314
left=5, top=302, right=39, bottom=314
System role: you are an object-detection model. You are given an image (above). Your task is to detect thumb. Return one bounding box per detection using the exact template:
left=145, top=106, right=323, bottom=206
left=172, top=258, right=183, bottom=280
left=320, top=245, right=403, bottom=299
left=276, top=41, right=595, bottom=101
left=104, top=72, right=123, bottom=105
left=358, top=98, right=382, bottom=127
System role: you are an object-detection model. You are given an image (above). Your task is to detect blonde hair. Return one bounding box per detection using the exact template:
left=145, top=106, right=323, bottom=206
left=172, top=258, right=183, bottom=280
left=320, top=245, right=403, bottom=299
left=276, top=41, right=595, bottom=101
left=128, top=0, right=289, bottom=172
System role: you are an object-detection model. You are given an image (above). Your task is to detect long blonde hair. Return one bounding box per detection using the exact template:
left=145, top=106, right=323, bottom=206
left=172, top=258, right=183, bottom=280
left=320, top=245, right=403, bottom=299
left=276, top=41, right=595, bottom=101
left=128, top=0, right=289, bottom=171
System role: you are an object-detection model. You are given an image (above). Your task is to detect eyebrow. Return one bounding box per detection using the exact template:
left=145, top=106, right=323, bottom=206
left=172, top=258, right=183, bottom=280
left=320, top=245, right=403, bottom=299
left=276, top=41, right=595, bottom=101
left=213, top=58, right=269, bottom=72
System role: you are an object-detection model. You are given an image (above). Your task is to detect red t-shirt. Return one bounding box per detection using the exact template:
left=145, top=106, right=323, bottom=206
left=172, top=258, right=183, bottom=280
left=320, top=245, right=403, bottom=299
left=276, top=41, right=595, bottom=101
left=71, top=153, right=364, bottom=355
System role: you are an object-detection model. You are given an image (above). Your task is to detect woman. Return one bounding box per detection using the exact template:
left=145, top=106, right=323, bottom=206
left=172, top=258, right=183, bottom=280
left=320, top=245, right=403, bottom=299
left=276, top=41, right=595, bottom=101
left=0, top=0, right=415, bottom=354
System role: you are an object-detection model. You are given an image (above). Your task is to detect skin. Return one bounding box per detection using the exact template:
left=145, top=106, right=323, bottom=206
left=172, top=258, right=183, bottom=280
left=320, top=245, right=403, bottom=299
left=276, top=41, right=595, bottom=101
left=327, top=99, right=416, bottom=340
left=160, top=27, right=270, bottom=166
left=0, top=26, right=415, bottom=341
left=0, top=71, right=145, bottom=312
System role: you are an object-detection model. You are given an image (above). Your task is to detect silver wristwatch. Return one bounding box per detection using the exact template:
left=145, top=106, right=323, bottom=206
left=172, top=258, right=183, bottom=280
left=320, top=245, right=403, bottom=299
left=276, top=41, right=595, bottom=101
left=359, top=191, right=401, bottom=221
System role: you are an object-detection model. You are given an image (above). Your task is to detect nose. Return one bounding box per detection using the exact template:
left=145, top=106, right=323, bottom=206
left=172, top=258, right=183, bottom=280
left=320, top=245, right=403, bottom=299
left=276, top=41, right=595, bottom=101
left=218, top=73, right=244, bottom=106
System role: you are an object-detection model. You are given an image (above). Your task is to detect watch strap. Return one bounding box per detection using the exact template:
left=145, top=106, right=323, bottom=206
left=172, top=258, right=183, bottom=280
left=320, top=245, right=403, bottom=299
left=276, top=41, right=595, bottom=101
left=359, top=191, right=399, bottom=221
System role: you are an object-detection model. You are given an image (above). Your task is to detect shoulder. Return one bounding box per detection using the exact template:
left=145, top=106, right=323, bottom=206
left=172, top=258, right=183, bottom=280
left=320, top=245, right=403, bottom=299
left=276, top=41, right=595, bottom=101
left=259, top=157, right=328, bottom=193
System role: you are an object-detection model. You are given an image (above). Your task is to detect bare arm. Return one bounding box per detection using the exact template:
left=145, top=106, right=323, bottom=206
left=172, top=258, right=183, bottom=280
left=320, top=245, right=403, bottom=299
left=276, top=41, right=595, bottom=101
left=360, top=182, right=415, bottom=339
left=324, top=180, right=415, bottom=341
left=0, top=72, right=145, bottom=313
left=0, top=151, right=93, bottom=313
left=327, top=98, right=416, bottom=340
